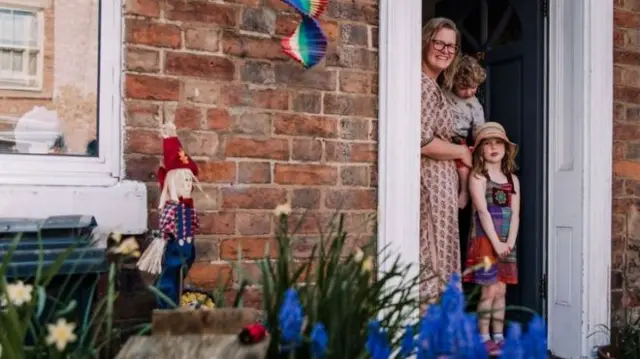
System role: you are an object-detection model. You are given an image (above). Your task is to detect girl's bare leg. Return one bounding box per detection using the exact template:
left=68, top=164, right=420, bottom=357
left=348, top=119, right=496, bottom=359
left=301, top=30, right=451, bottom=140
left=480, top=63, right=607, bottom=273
left=491, top=282, right=507, bottom=341
left=478, top=284, right=497, bottom=340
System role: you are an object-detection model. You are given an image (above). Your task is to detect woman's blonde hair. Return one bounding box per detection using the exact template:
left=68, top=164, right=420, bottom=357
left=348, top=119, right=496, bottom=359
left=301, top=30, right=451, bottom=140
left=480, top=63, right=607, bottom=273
left=422, top=17, right=461, bottom=90
left=453, top=55, right=487, bottom=89
left=471, top=139, right=519, bottom=178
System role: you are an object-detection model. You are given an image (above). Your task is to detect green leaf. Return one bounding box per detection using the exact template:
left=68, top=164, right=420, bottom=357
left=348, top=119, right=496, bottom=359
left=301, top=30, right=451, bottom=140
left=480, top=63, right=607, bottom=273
left=35, top=285, right=47, bottom=319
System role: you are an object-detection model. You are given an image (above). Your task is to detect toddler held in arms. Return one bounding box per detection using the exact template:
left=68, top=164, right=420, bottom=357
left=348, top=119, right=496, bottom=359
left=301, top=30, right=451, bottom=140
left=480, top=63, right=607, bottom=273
left=445, top=55, right=487, bottom=208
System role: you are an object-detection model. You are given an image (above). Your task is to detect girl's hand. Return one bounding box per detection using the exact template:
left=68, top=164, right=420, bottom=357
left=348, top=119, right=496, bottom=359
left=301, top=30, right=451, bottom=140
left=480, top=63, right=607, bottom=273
left=493, top=242, right=510, bottom=258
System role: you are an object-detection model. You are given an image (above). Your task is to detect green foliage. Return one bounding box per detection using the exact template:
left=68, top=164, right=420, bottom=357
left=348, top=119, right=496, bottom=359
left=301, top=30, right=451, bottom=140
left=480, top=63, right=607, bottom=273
left=0, top=233, right=149, bottom=359
left=249, top=211, right=423, bottom=359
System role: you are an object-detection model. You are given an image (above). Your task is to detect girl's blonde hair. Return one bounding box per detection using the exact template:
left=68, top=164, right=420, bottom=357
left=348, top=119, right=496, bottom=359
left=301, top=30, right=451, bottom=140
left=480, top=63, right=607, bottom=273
left=471, top=138, right=519, bottom=179
left=158, top=168, right=204, bottom=209
left=422, top=17, right=461, bottom=91
left=453, top=55, right=487, bottom=89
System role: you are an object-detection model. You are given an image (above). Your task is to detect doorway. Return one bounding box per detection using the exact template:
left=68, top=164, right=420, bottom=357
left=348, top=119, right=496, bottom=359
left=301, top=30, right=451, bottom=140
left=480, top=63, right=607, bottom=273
left=422, top=0, right=547, bottom=320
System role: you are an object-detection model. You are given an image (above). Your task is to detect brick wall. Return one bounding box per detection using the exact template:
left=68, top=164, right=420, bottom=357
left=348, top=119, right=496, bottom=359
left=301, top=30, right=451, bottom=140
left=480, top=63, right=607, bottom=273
left=612, top=0, right=640, bottom=322
left=123, top=0, right=379, bottom=309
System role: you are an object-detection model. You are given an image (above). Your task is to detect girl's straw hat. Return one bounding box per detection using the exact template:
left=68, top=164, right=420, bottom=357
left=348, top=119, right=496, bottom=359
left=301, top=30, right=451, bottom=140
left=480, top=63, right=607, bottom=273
left=472, top=122, right=517, bottom=152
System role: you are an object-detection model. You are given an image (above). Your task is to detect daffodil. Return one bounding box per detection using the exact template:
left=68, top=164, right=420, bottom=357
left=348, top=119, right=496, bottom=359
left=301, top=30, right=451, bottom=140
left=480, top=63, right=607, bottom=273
left=274, top=202, right=292, bottom=217
left=483, top=256, right=492, bottom=272
left=110, top=232, right=122, bottom=244
left=46, top=318, right=77, bottom=351
left=353, top=247, right=364, bottom=263
left=109, top=237, right=141, bottom=257
left=6, top=281, right=33, bottom=307
left=362, top=256, right=374, bottom=273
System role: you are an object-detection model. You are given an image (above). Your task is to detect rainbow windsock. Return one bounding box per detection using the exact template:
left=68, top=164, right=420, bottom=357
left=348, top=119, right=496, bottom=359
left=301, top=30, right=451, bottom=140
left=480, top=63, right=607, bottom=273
left=281, top=0, right=329, bottom=69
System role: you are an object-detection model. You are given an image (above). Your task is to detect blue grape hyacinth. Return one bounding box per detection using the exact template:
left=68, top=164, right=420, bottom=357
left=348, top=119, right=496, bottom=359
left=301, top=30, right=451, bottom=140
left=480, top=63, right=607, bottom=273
left=366, top=320, right=391, bottom=359
left=278, top=288, right=304, bottom=347
left=310, top=322, right=329, bottom=358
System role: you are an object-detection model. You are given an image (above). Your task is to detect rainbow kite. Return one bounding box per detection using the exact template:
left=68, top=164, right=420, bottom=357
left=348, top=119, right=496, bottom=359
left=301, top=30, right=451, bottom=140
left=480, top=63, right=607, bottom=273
left=281, top=0, right=329, bottom=69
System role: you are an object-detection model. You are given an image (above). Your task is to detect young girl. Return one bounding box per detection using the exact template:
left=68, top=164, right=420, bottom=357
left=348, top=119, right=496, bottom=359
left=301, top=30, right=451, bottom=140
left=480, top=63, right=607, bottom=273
left=462, top=122, right=520, bottom=356
left=445, top=55, right=487, bottom=209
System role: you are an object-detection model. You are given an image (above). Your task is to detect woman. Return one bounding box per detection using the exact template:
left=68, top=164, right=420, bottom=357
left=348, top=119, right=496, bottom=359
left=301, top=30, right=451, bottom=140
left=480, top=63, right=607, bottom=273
left=420, top=17, right=473, bottom=301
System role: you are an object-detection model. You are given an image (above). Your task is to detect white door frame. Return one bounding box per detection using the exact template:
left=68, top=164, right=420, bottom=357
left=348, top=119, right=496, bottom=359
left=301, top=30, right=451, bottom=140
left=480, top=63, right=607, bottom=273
left=377, top=1, right=612, bottom=358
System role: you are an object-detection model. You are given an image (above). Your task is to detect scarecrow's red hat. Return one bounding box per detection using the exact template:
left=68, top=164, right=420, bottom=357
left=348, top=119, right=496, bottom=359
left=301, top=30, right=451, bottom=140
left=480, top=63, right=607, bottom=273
left=157, top=136, right=199, bottom=190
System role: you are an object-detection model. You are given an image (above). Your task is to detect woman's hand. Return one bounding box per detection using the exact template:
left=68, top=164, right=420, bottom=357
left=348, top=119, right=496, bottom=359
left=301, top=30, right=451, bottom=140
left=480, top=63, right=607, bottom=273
left=458, top=145, right=472, bottom=167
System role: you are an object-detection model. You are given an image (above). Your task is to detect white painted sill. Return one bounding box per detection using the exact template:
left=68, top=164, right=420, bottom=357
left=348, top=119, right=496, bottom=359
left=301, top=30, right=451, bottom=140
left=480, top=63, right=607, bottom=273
left=0, top=180, right=148, bottom=235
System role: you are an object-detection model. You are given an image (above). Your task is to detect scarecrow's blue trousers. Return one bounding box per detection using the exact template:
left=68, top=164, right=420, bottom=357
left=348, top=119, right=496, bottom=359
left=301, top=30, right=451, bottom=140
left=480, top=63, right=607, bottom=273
left=155, top=238, right=195, bottom=309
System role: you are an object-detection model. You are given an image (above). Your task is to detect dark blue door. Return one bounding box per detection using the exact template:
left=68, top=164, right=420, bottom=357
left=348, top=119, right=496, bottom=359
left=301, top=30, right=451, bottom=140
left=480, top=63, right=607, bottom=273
left=427, top=0, right=547, bottom=321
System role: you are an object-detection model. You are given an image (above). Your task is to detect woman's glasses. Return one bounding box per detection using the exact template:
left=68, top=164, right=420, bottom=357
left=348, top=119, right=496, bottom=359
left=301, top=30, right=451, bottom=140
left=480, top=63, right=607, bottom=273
left=431, top=39, right=459, bottom=54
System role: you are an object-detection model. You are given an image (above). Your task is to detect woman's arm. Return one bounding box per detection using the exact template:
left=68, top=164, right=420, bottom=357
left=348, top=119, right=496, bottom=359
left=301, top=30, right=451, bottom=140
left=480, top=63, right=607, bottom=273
left=506, top=175, right=521, bottom=249
left=421, top=138, right=468, bottom=161
left=469, top=174, right=508, bottom=256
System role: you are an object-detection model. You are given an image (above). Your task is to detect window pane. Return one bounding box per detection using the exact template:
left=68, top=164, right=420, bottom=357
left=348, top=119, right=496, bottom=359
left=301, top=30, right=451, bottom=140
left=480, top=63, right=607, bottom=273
left=0, top=1, right=100, bottom=157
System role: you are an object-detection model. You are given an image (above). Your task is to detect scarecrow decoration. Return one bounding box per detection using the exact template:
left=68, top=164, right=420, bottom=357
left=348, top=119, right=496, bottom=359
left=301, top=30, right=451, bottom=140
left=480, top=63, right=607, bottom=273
left=136, top=122, right=203, bottom=309
left=280, top=0, right=329, bottom=69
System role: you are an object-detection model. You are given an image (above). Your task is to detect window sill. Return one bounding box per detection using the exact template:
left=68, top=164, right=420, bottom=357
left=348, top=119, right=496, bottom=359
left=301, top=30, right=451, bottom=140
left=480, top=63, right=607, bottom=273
left=0, top=180, right=148, bottom=235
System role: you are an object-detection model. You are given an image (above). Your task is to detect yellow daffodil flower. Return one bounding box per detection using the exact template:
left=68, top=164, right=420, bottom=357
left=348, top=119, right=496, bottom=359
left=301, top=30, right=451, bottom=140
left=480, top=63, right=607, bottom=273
left=46, top=318, right=77, bottom=351
left=6, top=281, right=33, bottom=307
left=109, top=237, right=141, bottom=257
left=362, top=256, right=374, bottom=273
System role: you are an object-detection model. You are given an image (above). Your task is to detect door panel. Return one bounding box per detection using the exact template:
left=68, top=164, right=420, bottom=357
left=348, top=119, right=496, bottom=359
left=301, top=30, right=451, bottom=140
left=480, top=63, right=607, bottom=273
left=430, top=0, right=546, bottom=320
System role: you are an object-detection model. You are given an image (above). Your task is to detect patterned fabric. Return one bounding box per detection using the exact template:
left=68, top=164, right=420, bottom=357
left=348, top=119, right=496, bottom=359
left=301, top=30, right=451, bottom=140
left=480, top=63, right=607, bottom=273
left=463, top=177, right=518, bottom=285
left=159, top=199, right=199, bottom=245
left=420, top=74, right=461, bottom=301
left=444, top=91, right=486, bottom=142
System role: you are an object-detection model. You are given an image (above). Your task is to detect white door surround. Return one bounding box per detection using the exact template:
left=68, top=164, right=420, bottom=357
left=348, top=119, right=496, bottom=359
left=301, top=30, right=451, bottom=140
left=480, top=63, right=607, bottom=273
left=377, top=1, right=612, bottom=358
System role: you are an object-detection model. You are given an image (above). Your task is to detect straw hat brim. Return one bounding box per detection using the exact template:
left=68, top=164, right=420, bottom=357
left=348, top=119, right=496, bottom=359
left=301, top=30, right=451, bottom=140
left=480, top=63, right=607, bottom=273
left=472, top=130, right=518, bottom=152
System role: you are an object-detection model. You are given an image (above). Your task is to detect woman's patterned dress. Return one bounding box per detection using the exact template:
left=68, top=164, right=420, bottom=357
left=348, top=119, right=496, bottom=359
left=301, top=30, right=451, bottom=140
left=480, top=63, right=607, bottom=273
left=420, top=73, right=461, bottom=301
left=463, top=176, right=519, bottom=285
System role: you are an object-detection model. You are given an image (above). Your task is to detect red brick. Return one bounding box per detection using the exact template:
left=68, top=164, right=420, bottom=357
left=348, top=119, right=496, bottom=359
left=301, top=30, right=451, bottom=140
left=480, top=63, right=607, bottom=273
left=325, top=141, right=376, bottom=163
left=226, top=0, right=261, bottom=6
left=238, top=162, right=271, bottom=184
left=125, top=0, right=160, bottom=17
left=615, top=8, right=640, bottom=28
left=339, top=71, right=372, bottom=94
left=340, top=23, right=369, bottom=46
left=321, top=20, right=339, bottom=42
left=285, top=212, right=330, bottom=234
left=126, top=47, right=160, bottom=73
left=292, top=92, right=322, bottom=114
left=273, top=63, right=337, bottom=91
left=185, top=27, right=220, bottom=53
left=197, top=161, right=236, bottom=183
left=222, top=188, right=288, bottom=209
left=273, top=114, right=338, bottom=138
left=326, top=46, right=377, bottom=70
left=206, top=108, right=231, bottom=131
left=125, top=101, right=160, bottom=128
left=231, top=112, right=272, bottom=136
left=614, top=122, right=640, bottom=141
left=199, top=211, right=236, bottom=235
left=187, top=262, right=232, bottom=289
left=340, top=165, right=369, bottom=186
left=183, top=80, right=222, bottom=104
left=220, top=237, right=276, bottom=260
left=166, top=52, right=235, bottom=81
left=180, top=131, right=220, bottom=157
left=274, top=164, right=338, bottom=185
left=125, top=75, right=180, bottom=101
left=325, top=189, right=376, bottom=210
left=291, top=138, right=322, bottom=162
left=275, top=13, right=299, bottom=36
left=291, top=188, right=321, bottom=209
left=614, top=50, right=640, bottom=67
left=236, top=212, right=272, bottom=235
left=265, top=0, right=293, bottom=12
left=166, top=0, right=238, bottom=26
left=324, top=93, right=377, bottom=117
left=172, top=106, right=203, bottom=130
left=220, top=84, right=289, bottom=110
left=125, top=155, right=161, bottom=181
left=222, top=30, right=289, bottom=60
left=340, top=118, right=370, bottom=140
left=125, top=128, right=162, bottom=154
left=327, top=0, right=378, bottom=25
left=614, top=161, right=640, bottom=180
left=126, top=19, right=181, bottom=48
left=194, top=236, right=219, bottom=262
left=225, top=137, right=289, bottom=160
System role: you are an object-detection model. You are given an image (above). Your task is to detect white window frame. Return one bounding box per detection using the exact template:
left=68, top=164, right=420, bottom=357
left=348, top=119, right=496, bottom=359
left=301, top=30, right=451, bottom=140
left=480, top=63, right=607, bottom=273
left=0, top=0, right=122, bottom=187
left=0, top=5, right=44, bottom=91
